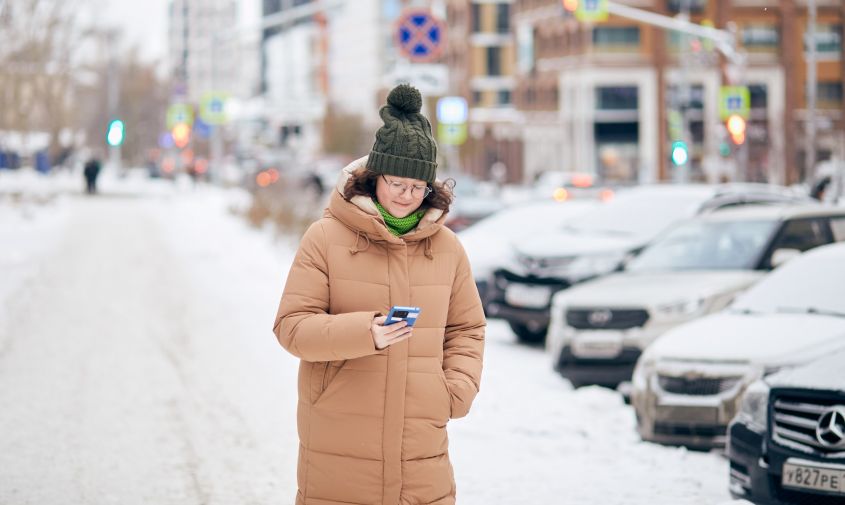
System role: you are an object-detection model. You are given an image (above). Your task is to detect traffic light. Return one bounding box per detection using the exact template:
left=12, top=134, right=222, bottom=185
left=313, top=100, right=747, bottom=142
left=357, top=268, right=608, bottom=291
left=670, top=141, right=689, bottom=166
left=106, top=119, right=125, bottom=147
left=562, top=0, right=578, bottom=12
left=172, top=123, right=191, bottom=149
left=726, top=114, right=746, bottom=145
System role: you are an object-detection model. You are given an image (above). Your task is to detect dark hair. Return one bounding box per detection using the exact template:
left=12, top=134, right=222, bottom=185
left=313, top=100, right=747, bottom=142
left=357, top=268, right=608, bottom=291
left=343, top=168, right=455, bottom=211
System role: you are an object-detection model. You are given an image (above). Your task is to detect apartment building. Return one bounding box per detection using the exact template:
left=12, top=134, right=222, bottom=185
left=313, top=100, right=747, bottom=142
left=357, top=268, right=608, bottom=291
left=446, top=1, right=523, bottom=182
left=512, top=0, right=843, bottom=184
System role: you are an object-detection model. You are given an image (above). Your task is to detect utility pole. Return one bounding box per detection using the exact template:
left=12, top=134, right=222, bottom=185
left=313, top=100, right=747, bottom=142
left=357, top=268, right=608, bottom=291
left=805, top=0, right=817, bottom=181
left=676, top=0, right=691, bottom=184
left=106, top=29, right=122, bottom=174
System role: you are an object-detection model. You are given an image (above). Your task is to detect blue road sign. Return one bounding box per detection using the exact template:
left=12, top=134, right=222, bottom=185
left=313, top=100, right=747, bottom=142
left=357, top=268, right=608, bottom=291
left=395, top=9, right=446, bottom=63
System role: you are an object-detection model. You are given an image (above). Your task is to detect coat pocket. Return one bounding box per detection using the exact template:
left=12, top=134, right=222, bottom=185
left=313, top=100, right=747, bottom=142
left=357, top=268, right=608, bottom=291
left=312, top=360, right=346, bottom=404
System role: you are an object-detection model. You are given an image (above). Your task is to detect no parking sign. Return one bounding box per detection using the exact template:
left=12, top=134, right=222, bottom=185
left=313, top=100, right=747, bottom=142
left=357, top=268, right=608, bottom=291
left=395, top=9, right=446, bottom=63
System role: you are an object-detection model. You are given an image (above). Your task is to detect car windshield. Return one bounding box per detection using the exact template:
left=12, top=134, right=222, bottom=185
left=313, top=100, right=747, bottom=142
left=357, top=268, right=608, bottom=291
left=732, top=246, right=845, bottom=317
left=626, top=219, right=779, bottom=272
left=565, top=189, right=707, bottom=239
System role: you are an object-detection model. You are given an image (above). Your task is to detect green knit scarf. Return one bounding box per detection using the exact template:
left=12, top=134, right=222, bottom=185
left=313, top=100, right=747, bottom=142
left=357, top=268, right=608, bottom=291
left=374, top=200, right=425, bottom=236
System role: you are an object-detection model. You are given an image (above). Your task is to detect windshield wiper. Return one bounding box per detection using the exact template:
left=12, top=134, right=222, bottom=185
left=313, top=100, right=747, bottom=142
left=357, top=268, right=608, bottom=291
left=775, top=307, right=845, bottom=318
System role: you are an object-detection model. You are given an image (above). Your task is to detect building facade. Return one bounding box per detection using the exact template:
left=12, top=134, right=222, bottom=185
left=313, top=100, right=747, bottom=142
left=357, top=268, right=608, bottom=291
left=511, top=0, right=843, bottom=184
left=446, top=0, right=523, bottom=182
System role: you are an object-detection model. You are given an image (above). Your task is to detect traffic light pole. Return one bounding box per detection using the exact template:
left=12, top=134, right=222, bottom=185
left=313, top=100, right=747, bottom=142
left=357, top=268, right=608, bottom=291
left=605, top=1, right=743, bottom=67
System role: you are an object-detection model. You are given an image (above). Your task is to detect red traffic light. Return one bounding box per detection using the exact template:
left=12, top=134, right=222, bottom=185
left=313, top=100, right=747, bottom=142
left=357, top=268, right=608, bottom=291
left=562, top=0, right=578, bottom=12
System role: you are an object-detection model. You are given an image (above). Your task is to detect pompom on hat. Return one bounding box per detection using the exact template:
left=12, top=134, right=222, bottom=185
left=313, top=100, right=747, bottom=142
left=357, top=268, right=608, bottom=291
left=366, top=84, right=438, bottom=183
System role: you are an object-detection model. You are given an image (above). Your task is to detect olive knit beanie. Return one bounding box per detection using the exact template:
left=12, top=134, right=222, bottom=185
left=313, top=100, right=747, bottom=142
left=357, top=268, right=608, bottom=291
left=366, top=84, right=438, bottom=183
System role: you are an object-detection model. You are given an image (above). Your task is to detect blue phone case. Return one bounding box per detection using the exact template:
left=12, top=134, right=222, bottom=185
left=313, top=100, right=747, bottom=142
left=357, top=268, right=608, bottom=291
left=385, top=306, right=421, bottom=326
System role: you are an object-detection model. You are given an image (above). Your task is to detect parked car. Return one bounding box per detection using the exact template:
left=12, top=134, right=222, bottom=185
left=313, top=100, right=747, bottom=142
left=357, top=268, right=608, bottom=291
left=458, top=199, right=599, bottom=308
left=729, top=345, right=845, bottom=504
left=488, top=183, right=813, bottom=343
left=548, top=204, right=845, bottom=391
left=632, top=240, right=845, bottom=450
left=443, top=174, right=504, bottom=232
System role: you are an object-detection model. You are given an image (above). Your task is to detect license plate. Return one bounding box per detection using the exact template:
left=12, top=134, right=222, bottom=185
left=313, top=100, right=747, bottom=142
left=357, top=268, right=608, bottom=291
left=782, top=459, right=845, bottom=496
left=504, top=284, right=551, bottom=308
left=571, top=331, right=623, bottom=359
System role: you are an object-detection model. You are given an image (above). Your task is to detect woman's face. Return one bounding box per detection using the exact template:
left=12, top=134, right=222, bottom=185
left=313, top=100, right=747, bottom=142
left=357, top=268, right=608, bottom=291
left=375, top=174, right=429, bottom=218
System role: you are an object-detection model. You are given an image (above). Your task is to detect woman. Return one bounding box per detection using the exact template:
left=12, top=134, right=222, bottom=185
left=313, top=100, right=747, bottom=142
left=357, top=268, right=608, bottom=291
left=273, top=84, right=486, bottom=505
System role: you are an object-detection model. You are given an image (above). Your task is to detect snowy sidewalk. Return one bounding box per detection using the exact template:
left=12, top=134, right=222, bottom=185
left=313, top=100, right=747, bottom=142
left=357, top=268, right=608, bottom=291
left=0, top=183, right=738, bottom=505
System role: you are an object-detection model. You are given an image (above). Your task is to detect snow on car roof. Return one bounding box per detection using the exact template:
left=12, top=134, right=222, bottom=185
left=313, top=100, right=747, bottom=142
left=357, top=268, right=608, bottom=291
left=697, top=203, right=844, bottom=222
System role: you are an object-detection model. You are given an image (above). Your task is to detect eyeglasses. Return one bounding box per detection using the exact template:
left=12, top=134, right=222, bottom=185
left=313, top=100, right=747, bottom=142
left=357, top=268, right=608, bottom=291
left=381, top=175, right=432, bottom=198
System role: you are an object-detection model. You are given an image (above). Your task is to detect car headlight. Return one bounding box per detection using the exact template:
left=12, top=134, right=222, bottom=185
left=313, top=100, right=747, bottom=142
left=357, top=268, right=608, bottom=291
left=736, top=379, right=770, bottom=432
left=566, top=253, right=626, bottom=281
left=632, top=354, right=657, bottom=392
left=656, top=297, right=706, bottom=317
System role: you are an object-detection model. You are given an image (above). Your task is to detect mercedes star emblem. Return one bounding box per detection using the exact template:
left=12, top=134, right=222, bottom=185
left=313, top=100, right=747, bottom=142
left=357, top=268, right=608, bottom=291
left=815, top=406, right=845, bottom=448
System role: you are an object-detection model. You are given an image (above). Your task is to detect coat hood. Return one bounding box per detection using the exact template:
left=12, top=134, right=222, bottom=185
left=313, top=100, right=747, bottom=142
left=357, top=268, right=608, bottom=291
left=328, top=156, right=448, bottom=245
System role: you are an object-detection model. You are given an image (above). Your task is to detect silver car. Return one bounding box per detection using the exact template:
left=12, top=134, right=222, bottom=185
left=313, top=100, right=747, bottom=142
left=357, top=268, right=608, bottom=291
left=632, top=241, right=845, bottom=449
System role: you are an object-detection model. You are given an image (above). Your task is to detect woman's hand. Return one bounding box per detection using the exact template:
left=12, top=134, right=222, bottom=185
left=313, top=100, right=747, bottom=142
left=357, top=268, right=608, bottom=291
left=371, top=316, right=413, bottom=350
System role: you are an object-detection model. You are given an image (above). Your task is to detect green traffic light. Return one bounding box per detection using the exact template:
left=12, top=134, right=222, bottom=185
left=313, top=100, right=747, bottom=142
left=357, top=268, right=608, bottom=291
left=107, top=119, right=125, bottom=147
left=671, top=141, right=689, bottom=166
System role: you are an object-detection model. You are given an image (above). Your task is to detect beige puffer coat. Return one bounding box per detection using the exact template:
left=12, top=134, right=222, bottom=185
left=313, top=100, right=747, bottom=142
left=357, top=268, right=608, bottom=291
left=273, top=157, right=486, bottom=505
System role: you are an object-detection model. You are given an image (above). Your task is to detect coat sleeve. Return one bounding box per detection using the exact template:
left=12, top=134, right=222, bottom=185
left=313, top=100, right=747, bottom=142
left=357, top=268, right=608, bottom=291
left=272, top=222, right=379, bottom=362
left=443, top=239, right=486, bottom=419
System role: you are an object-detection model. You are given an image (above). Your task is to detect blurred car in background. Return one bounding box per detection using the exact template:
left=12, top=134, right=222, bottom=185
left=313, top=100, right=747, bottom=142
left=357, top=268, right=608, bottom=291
left=444, top=174, right=506, bottom=232
left=487, top=183, right=812, bottom=344
left=531, top=170, right=619, bottom=203
left=458, top=199, right=600, bottom=307
left=631, top=239, right=845, bottom=450
left=729, top=342, right=845, bottom=504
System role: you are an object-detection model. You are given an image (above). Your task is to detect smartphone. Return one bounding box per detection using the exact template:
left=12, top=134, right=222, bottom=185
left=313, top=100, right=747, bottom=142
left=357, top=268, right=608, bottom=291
left=384, top=306, right=422, bottom=327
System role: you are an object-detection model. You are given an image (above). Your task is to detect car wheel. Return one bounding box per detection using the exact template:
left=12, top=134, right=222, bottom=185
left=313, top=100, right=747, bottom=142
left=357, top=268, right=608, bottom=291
left=508, top=322, right=547, bottom=345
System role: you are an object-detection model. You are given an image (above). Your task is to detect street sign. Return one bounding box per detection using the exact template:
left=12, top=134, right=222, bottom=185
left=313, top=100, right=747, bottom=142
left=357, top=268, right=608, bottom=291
left=395, top=9, right=446, bottom=63
left=384, top=63, right=448, bottom=95
left=199, top=92, right=228, bottom=125
left=576, top=0, right=609, bottom=23
left=718, top=86, right=750, bottom=120
left=437, top=97, right=468, bottom=124
left=166, top=103, right=194, bottom=129
left=438, top=123, right=467, bottom=146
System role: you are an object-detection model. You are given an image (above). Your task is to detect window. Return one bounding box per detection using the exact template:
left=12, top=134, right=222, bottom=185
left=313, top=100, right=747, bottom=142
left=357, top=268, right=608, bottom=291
left=471, top=3, right=481, bottom=33
left=487, top=46, right=502, bottom=76
left=807, top=24, right=842, bottom=54
left=817, top=82, right=843, bottom=106
left=593, top=27, right=640, bottom=48
left=596, top=86, right=638, bottom=110
left=666, top=0, right=705, bottom=14
left=472, top=90, right=482, bottom=105
left=749, top=84, right=767, bottom=109
left=830, top=217, right=845, bottom=242
left=496, top=4, right=510, bottom=34
left=742, top=25, right=779, bottom=52
left=770, top=219, right=828, bottom=259
left=498, top=90, right=511, bottom=106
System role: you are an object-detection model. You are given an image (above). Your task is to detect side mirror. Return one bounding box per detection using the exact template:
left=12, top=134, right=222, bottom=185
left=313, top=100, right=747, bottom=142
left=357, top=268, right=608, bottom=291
left=771, top=248, right=802, bottom=268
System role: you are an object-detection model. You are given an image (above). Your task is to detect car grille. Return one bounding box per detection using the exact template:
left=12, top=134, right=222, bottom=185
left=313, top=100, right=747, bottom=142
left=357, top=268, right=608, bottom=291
left=653, top=422, right=726, bottom=439
left=772, top=483, right=845, bottom=505
left=657, top=375, right=742, bottom=396
left=566, top=308, right=649, bottom=330
left=771, top=392, right=845, bottom=456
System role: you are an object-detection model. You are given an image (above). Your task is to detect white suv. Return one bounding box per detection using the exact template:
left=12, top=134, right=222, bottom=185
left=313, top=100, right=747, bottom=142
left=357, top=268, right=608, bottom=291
left=547, top=205, right=845, bottom=390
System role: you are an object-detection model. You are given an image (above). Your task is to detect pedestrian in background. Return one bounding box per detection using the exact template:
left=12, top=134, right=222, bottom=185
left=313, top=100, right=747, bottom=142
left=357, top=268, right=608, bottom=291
left=83, top=157, right=101, bottom=194
left=273, top=84, right=485, bottom=505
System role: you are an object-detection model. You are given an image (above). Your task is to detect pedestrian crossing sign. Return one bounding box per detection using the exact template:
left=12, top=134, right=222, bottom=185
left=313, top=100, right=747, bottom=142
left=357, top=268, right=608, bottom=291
left=576, top=0, right=609, bottom=22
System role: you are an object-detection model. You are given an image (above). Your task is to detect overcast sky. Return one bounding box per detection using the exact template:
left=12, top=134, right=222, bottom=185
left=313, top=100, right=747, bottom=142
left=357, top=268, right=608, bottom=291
left=94, top=0, right=171, bottom=63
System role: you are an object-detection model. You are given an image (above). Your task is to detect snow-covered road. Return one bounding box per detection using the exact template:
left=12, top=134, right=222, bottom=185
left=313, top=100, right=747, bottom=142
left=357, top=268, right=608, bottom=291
left=0, top=177, right=740, bottom=504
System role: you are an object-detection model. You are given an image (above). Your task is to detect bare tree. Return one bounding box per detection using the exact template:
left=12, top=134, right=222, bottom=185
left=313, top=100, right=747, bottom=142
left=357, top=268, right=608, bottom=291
left=0, top=0, right=91, bottom=161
